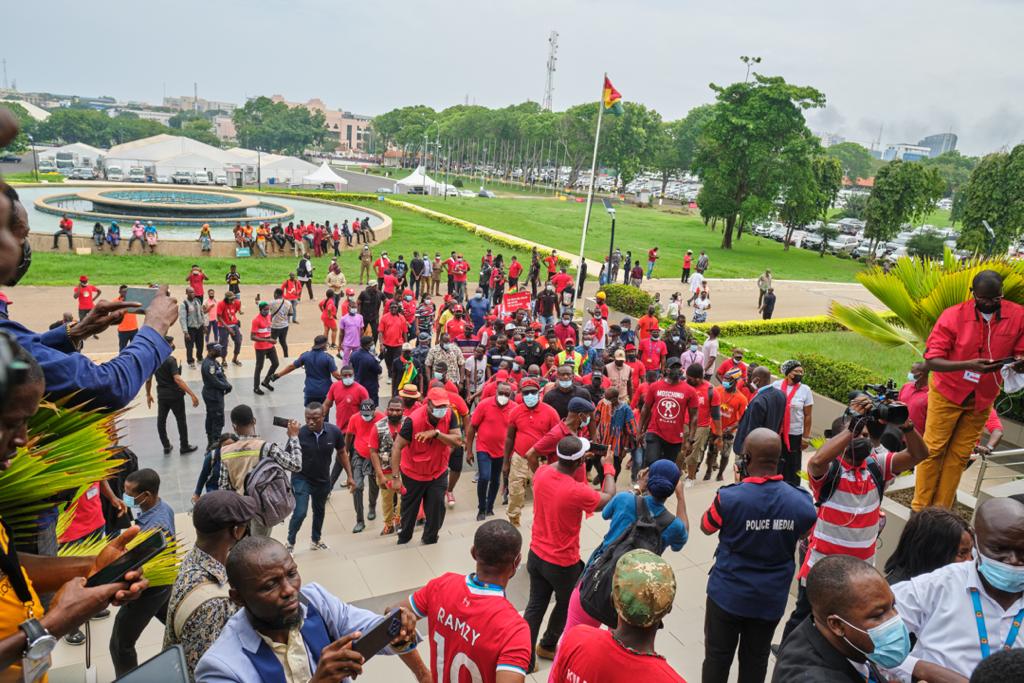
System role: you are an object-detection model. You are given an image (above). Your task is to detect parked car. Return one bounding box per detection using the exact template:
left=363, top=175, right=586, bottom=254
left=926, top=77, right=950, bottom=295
left=39, top=159, right=58, bottom=174
left=155, top=174, right=171, bottom=184
left=0, top=154, right=21, bottom=163
left=802, top=234, right=825, bottom=251
left=171, top=171, right=193, bottom=185
left=752, top=224, right=773, bottom=237
left=214, top=173, right=228, bottom=186
left=407, top=186, right=426, bottom=195
left=852, top=243, right=888, bottom=260
left=106, top=166, right=124, bottom=182
left=127, top=168, right=146, bottom=183
left=478, top=190, right=497, bottom=198
left=459, top=190, right=476, bottom=198
left=69, top=167, right=95, bottom=180
left=827, top=235, right=861, bottom=255
left=193, top=171, right=212, bottom=185
left=376, top=187, right=393, bottom=194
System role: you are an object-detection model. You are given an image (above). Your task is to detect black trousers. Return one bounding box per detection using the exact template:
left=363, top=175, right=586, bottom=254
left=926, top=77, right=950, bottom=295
left=398, top=471, right=447, bottom=544
left=702, top=595, right=778, bottom=683
left=780, top=434, right=803, bottom=486
left=117, top=330, right=137, bottom=350
left=203, top=394, right=225, bottom=448
left=302, top=280, right=314, bottom=300
left=157, top=395, right=189, bottom=449
left=110, top=585, right=170, bottom=677
left=271, top=326, right=289, bottom=356
left=254, top=347, right=280, bottom=390
left=184, top=326, right=204, bottom=365
left=523, top=550, right=582, bottom=664
left=682, top=267, right=690, bottom=283
left=219, top=324, right=242, bottom=359
left=383, top=345, right=402, bottom=386
left=643, top=432, right=683, bottom=468
left=52, top=230, right=72, bottom=249
left=781, top=584, right=811, bottom=643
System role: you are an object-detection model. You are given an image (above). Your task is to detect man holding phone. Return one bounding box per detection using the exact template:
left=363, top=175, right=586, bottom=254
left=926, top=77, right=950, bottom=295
left=195, top=537, right=429, bottom=682
left=216, top=292, right=243, bottom=368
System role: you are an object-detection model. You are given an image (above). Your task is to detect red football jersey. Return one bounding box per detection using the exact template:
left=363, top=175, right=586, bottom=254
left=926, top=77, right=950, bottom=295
left=410, top=573, right=530, bottom=682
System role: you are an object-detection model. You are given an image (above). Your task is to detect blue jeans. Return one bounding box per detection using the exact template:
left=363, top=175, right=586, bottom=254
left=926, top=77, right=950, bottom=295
left=647, top=260, right=656, bottom=278
left=287, top=474, right=330, bottom=544
left=476, top=451, right=502, bottom=514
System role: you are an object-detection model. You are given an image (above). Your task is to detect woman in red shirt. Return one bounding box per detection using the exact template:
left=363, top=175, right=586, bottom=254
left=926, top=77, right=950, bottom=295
left=319, top=292, right=339, bottom=348
left=251, top=301, right=279, bottom=394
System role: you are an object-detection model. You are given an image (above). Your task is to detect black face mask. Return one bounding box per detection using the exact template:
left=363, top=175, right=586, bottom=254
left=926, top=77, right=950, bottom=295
left=975, top=298, right=1001, bottom=315
left=5, top=241, right=30, bottom=287
left=791, top=374, right=803, bottom=384
left=403, top=399, right=417, bottom=409
left=387, top=414, right=403, bottom=425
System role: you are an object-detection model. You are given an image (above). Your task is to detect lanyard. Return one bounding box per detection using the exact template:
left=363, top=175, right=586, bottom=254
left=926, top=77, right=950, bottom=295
left=969, top=587, right=1024, bottom=658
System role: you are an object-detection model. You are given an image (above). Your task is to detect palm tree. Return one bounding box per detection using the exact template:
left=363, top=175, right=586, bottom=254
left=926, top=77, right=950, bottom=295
left=830, top=250, right=1024, bottom=351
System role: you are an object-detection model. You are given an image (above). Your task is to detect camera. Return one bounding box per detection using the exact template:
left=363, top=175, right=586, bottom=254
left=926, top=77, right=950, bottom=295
left=861, top=379, right=909, bottom=425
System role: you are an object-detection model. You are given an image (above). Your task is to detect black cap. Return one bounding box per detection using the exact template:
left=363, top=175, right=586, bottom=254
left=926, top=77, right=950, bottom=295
left=193, top=491, right=258, bottom=533
left=666, top=357, right=682, bottom=368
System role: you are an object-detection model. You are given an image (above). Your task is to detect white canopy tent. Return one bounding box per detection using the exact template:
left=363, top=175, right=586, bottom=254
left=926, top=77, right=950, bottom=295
left=395, top=166, right=441, bottom=193
left=302, top=162, right=349, bottom=189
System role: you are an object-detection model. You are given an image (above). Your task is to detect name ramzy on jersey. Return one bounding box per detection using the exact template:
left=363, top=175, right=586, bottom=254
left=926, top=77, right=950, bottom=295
left=436, top=606, right=481, bottom=646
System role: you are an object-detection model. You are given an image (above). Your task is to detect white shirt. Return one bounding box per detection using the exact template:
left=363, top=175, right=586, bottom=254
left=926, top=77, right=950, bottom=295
left=890, top=559, right=1024, bottom=681
left=689, top=272, right=705, bottom=293
left=771, top=380, right=814, bottom=435
left=694, top=297, right=711, bottom=312
left=464, top=355, right=488, bottom=394
left=702, top=338, right=719, bottom=372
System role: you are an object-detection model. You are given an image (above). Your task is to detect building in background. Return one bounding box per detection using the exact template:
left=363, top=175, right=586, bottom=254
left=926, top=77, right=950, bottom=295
left=814, top=130, right=846, bottom=147
left=918, top=133, right=958, bottom=158
left=164, top=95, right=237, bottom=114
left=882, top=143, right=932, bottom=162
left=269, top=95, right=371, bottom=153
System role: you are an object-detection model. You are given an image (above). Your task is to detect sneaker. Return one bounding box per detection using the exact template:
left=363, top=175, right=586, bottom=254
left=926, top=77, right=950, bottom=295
left=285, top=542, right=294, bottom=553
left=684, top=478, right=695, bottom=489
left=702, top=469, right=712, bottom=481
left=261, top=380, right=275, bottom=392
left=472, top=474, right=479, bottom=484
left=162, top=445, right=172, bottom=454
left=64, top=629, right=86, bottom=646
left=476, top=512, right=486, bottom=521
left=352, top=521, right=365, bottom=533
left=232, top=359, right=243, bottom=366
left=502, top=490, right=509, bottom=506
left=180, top=444, right=198, bottom=454
left=367, top=509, right=376, bottom=521
left=445, top=492, right=455, bottom=508
left=536, top=644, right=557, bottom=661
left=254, top=388, right=265, bottom=395
left=188, top=362, right=196, bottom=370
left=715, top=473, right=724, bottom=482
left=380, top=523, right=394, bottom=535
left=311, top=540, right=329, bottom=550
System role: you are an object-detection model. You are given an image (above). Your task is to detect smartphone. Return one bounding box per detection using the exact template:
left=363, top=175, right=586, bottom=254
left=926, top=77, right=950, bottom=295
left=351, top=609, right=403, bottom=662
left=86, top=533, right=166, bottom=587
left=123, top=287, right=159, bottom=314
left=115, top=645, right=189, bottom=683
left=272, top=416, right=290, bottom=428
left=990, top=357, right=1017, bottom=366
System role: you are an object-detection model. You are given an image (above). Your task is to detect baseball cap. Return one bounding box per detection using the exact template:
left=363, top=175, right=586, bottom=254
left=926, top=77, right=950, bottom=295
left=624, top=343, right=636, bottom=351
left=426, top=387, right=450, bottom=406
left=520, top=378, right=540, bottom=391
left=79, top=275, right=88, bottom=282
left=612, top=549, right=677, bottom=628
left=614, top=349, right=626, bottom=360
left=193, top=491, right=258, bottom=534
left=596, top=291, right=606, bottom=300
left=666, top=357, right=683, bottom=368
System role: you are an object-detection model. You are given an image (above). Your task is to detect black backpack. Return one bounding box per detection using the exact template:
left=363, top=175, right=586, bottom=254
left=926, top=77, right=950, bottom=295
left=815, top=457, right=885, bottom=507
left=578, top=495, right=675, bottom=628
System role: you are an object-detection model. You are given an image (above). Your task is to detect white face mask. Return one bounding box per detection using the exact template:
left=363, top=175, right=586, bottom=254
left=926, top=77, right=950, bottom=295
left=496, top=395, right=510, bottom=406
left=342, top=377, right=354, bottom=387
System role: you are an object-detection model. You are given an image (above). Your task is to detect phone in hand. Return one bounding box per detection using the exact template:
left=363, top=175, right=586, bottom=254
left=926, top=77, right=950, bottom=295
left=86, top=533, right=166, bottom=587
left=272, top=416, right=290, bottom=428
left=123, top=287, right=159, bottom=314
left=351, top=609, right=403, bottom=662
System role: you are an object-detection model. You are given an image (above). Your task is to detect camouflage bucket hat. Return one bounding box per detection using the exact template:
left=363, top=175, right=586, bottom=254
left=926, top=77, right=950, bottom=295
left=611, top=549, right=676, bottom=628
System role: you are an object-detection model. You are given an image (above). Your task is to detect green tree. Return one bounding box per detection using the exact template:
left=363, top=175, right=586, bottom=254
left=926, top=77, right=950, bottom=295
left=957, top=145, right=1024, bottom=254
left=179, top=118, right=221, bottom=147
left=36, top=109, right=112, bottom=146
left=233, top=96, right=327, bottom=155
left=652, top=105, right=713, bottom=196
left=907, top=230, right=946, bottom=260
left=601, top=102, right=662, bottom=191
left=862, top=161, right=944, bottom=251
left=919, top=150, right=978, bottom=197
left=168, top=111, right=205, bottom=129
left=837, top=192, right=869, bottom=220
left=825, top=141, right=874, bottom=181
left=693, top=74, right=826, bottom=248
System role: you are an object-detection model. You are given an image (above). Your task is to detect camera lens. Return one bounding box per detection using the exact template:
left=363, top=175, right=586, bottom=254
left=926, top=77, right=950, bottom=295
left=878, top=402, right=909, bottom=425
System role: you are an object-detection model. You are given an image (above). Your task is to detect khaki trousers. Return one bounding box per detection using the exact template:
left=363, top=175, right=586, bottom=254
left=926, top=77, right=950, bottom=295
left=912, top=386, right=989, bottom=511
left=683, top=426, right=713, bottom=473
left=507, top=453, right=533, bottom=526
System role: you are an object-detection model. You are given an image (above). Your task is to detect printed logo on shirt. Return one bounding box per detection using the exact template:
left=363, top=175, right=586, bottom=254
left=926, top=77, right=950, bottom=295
left=657, top=398, right=680, bottom=421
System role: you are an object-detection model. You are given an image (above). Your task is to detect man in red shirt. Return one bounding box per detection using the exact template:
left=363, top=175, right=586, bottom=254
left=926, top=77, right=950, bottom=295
left=508, top=256, right=523, bottom=289
left=551, top=266, right=574, bottom=295
left=637, top=306, right=660, bottom=342
left=53, top=213, right=73, bottom=250
left=551, top=549, right=684, bottom=682
left=281, top=273, right=302, bottom=322
left=706, top=367, right=749, bottom=481
left=216, top=291, right=243, bottom=366
left=345, top=399, right=384, bottom=533
left=639, top=328, right=668, bottom=372
left=466, top=382, right=515, bottom=520
left=379, top=301, right=410, bottom=387
left=543, top=251, right=559, bottom=280
left=250, top=301, right=278, bottom=395
left=595, top=290, right=609, bottom=320
left=915, top=269, right=1024, bottom=510
left=187, top=265, right=208, bottom=297
left=452, top=255, right=470, bottom=301
left=382, top=268, right=400, bottom=299
left=715, top=348, right=748, bottom=381
left=368, top=397, right=405, bottom=534
left=391, top=387, right=464, bottom=544
left=408, top=520, right=531, bottom=682
left=682, top=362, right=722, bottom=485
left=646, top=246, right=659, bottom=279
left=323, top=364, right=369, bottom=431
left=373, top=252, right=391, bottom=287
left=503, top=378, right=561, bottom=526
left=640, top=357, right=699, bottom=469
left=73, top=275, right=100, bottom=320
left=523, top=434, right=616, bottom=666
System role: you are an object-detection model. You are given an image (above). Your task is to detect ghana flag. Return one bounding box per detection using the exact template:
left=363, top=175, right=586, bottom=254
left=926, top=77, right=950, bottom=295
left=603, top=76, right=623, bottom=115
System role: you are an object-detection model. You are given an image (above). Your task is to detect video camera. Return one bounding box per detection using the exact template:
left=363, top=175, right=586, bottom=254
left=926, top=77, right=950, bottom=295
left=861, top=379, right=909, bottom=426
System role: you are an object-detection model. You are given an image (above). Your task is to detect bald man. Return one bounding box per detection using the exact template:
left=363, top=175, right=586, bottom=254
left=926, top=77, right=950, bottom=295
left=891, top=497, right=1024, bottom=681
left=731, top=366, right=786, bottom=464
left=701, top=428, right=817, bottom=683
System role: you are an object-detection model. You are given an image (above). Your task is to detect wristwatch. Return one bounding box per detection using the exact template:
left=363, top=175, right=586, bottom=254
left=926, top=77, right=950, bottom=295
left=19, top=618, right=57, bottom=660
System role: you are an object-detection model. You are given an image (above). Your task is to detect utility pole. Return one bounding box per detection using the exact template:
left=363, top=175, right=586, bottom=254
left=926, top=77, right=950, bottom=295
left=1, top=59, right=7, bottom=90
left=193, top=82, right=198, bottom=113
left=542, top=31, right=559, bottom=111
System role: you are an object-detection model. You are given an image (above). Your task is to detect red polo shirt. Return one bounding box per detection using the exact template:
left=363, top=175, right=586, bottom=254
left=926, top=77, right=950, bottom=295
left=507, top=402, right=560, bottom=456
left=379, top=313, right=409, bottom=347
left=325, top=381, right=369, bottom=431
left=470, top=396, right=514, bottom=456
left=346, top=410, right=384, bottom=457
left=217, top=299, right=241, bottom=325
left=897, top=381, right=929, bottom=434
left=924, top=299, right=1024, bottom=411
left=399, top=406, right=456, bottom=481
left=251, top=313, right=274, bottom=350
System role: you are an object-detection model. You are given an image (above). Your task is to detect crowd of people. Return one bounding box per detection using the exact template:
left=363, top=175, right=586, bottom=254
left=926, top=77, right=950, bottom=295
left=0, top=111, right=1022, bottom=682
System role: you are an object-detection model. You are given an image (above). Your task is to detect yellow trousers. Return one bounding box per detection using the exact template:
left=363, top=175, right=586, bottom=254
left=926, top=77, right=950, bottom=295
left=912, top=386, right=989, bottom=511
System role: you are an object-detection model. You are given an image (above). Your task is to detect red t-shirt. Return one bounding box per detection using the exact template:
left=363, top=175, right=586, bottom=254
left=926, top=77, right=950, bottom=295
left=470, top=396, right=513, bottom=457
left=551, top=272, right=573, bottom=293
left=897, top=381, right=929, bottom=434
left=690, top=379, right=720, bottom=427
left=639, top=338, right=667, bottom=371
left=445, top=317, right=466, bottom=341
left=399, top=406, right=456, bottom=481
left=374, top=258, right=391, bottom=277
left=188, top=272, right=207, bottom=294
left=59, top=483, right=105, bottom=544
left=382, top=274, right=399, bottom=295
left=544, top=255, right=558, bottom=274
left=217, top=300, right=241, bottom=325
left=410, top=573, right=531, bottom=683
left=452, top=261, right=469, bottom=282
left=645, top=380, right=699, bottom=444
left=508, top=260, right=523, bottom=279
left=75, top=285, right=99, bottom=310
left=637, top=315, right=660, bottom=341
left=251, top=313, right=273, bottom=350
left=507, top=402, right=560, bottom=456
left=379, top=313, right=409, bottom=347
left=346, top=410, right=384, bottom=457
left=530, top=464, right=601, bottom=566
left=648, top=248, right=658, bottom=263
left=551, top=626, right=685, bottom=682
left=326, top=381, right=369, bottom=431
left=282, top=280, right=302, bottom=301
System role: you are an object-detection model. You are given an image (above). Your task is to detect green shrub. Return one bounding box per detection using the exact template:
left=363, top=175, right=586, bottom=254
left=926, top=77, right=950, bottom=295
left=453, top=178, right=464, bottom=188
left=689, top=313, right=898, bottom=338
left=600, top=284, right=655, bottom=318
left=795, top=353, right=883, bottom=403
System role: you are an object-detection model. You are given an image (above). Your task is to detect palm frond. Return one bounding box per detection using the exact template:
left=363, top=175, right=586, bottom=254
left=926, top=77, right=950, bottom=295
left=58, top=529, right=185, bottom=587
left=829, top=303, right=920, bottom=351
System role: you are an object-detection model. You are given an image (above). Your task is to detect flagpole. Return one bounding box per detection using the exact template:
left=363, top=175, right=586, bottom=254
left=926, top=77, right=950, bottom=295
left=575, top=73, right=606, bottom=304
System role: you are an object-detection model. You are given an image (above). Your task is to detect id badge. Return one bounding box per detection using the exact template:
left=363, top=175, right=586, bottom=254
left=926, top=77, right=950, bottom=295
left=21, top=655, right=50, bottom=683
left=964, top=370, right=981, bottom=384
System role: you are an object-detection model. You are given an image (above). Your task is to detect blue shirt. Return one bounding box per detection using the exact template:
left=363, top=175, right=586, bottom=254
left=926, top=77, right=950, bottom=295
left=136, top=499, right=176, bottom=536
left=0, top=320, right=170, bottom=410
left=195, top=583, right=416, bottom=682
left=586, top=492, right=687, bottom=569
left=466, top=296, right=490, bottom=326
left=293, top=349, right=338, bottom=398
left=349, top=348, right=381, bottom=393
left=194, top=448, right=221, bottom=495
left=702, top=476, right=817, bottom=620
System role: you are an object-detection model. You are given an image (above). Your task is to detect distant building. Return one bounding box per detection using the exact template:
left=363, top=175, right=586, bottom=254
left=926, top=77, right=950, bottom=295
left=882, top=143, right=932, bottom=162
left=814, top=131, right=846, bottom=147
left=109, top=108, right=174, bottom=125
left=917, top=133, right=957, bottom=158
left=269, top=95, right=371, bottom=152
left=212, top=115, right=237, bottom=142
left=163, top=95, right=237, bottom=114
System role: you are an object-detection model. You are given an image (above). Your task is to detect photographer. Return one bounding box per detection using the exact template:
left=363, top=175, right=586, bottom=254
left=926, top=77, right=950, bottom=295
left=780, top=393, right=928, bottom=641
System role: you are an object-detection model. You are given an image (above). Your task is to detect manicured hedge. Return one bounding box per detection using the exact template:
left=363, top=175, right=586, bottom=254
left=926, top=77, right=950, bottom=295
left=689, top=313, right=899, bottom=338
left=796, top=353, right=884, bottom=403
left=599, top=284, right=655, bottom=318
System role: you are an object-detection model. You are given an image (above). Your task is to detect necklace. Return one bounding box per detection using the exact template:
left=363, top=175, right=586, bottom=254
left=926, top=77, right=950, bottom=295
left=610, top=631, right=664, bottom=660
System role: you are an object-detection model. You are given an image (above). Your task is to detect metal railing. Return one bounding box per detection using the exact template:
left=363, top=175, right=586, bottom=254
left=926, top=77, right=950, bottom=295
left=972, top=447, right=1024, bottom=497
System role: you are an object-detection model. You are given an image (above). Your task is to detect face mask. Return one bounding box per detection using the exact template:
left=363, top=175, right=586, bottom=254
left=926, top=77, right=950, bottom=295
left=671, top=336, right=680, bottom=342
left=431, top=406, right=448, bottom=419
left=689, top=344, right=698, bottom=352
left=733, top=357, right=743, bottom=363
left=434, top=371, right=445, bottom=380
left=562, top=318, right=571, bottom=324
left=615, top=359, right=624, bottom=366
left=6, top=241, right=31, bottom=286
left=512, top=363, right=520, bottom=371
left=361, top=413, right=374, bottom=422
left=583, top=340, right=591, bottom=348
left=907, top=372, right=917, bottom=382
left=404, top=295, right=412, bottom=301
left=558, top=379, right=573, bottom=389
left=403, top=399, right=417, bottom=409
left=522, top=393, right=540, bottom=408
left=791, top=374, right=804, bottom=384
left=475, top=292, right=482, bottom=298
left=835, top=614, right=911, bottom=669
left=723, top=381, right=734, bottom=390
left=387, top=414, right=403, bottom=424
left=580, top=417, right=591, bottom=427
left=626, top=355, right=636, bottom=362
left=978, top=552, right=1024, bottom=593
left=123, top=493, right=141, bottom=516
left=496, top=395, right=510, bottom=406
left=975, top=298, right=1001, bottom=315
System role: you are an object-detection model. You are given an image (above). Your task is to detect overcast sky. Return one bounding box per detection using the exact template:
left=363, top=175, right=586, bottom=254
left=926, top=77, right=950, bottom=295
left=6, top=0, right=1022, bottom=155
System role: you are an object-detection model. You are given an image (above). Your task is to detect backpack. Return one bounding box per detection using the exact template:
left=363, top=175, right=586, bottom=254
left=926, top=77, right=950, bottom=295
left=578, top=495, right=675, bottom=628
left=815, top=456, right=885, bottom=508
left=220, top=438, right=295, bottom=527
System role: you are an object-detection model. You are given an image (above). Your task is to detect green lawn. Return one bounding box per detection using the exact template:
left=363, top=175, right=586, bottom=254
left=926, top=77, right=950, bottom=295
left=400, top=196, right=866, bottom=282
left=4, top=172, right=65, bottom=183
left=22, top=199, right=535, bottom=286
left=727, top=331, right=920, bottom=382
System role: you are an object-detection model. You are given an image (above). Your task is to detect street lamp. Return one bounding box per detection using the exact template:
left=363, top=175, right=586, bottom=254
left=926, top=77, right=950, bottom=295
left=603, top=198, right=616, bottom=267
left=256, top=147, right=262, bottom=192
left=27, top=134, right=37, bottom=182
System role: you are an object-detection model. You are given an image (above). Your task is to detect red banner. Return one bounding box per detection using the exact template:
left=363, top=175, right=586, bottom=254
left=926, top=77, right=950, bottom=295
left=503, top=291, right=531, bottom=313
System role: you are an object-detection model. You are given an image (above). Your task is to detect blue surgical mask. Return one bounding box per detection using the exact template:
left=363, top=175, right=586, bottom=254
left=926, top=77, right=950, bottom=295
left=580, top=417, right=591, bottom=428
left=689, top=344, right=698, bottom=352
left=523, top=393, right=540, bottom=408
left=122, top=493, right=135, bottom=508
left=978, top=552, right=1024, bottom=593
left=434, top=371, right=444, bottom=380
left=431, top=406, right=448, bottom=419
left=907, top=372, right=916, bottom=382
left=722, top=381, right=734, bottom=390
left=558, top=379, right=572, bottom=389
left=342, top=377, right=354, bottom=387
left=835, top=614, right=911, bottom=669
left=361, top=412, right=374, bottom=422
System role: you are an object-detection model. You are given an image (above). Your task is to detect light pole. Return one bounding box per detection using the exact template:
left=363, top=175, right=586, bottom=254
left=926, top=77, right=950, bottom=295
left=27, top=134, right=37, bottom=182
left=257, top=147, right=262, bottom=191
left=603, top=198, right=616, bottom=266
